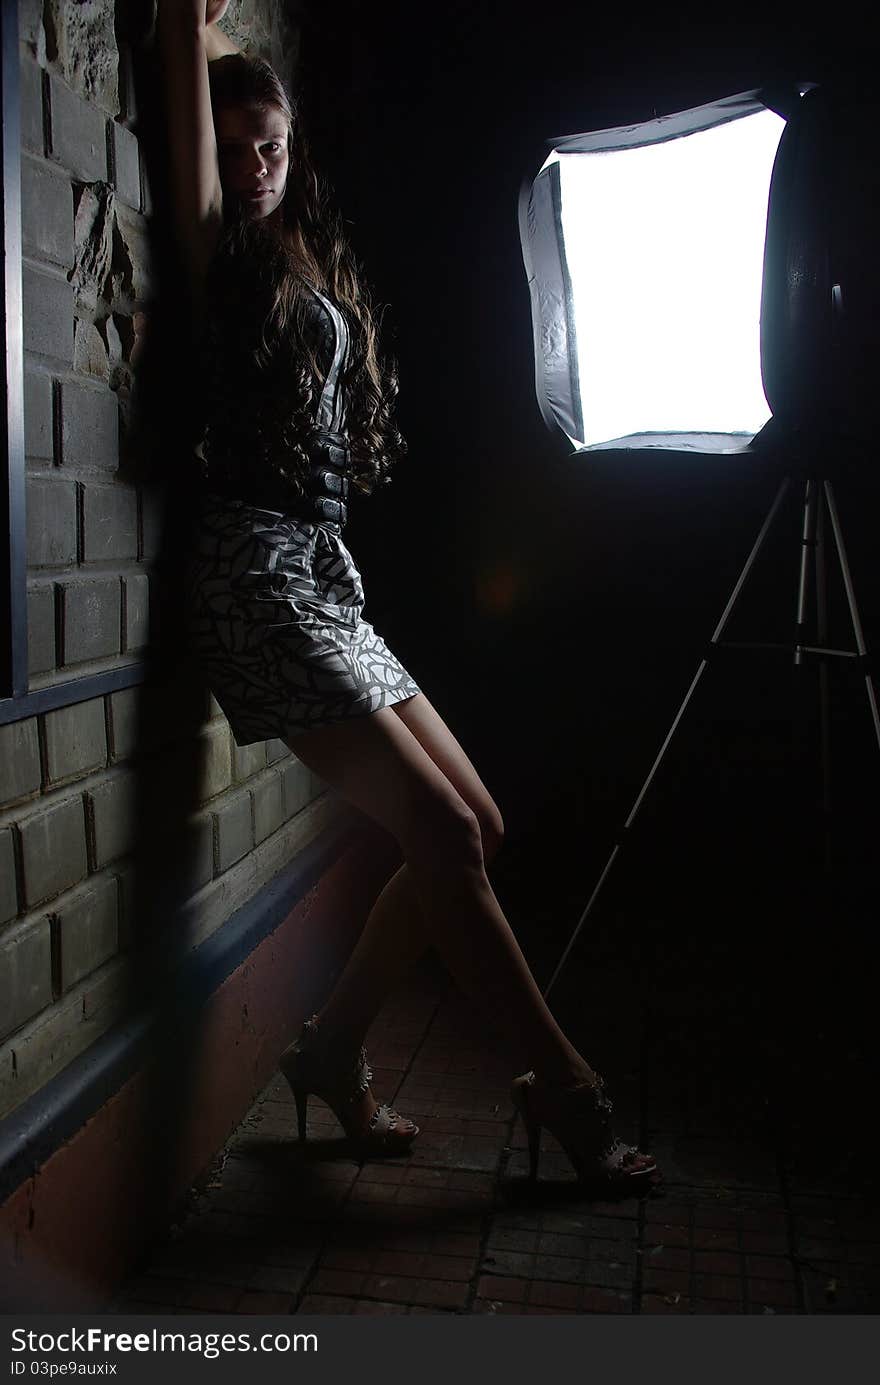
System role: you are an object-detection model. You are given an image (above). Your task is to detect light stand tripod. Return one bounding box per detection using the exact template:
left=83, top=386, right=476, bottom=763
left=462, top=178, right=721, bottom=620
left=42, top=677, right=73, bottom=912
left=542, top=451, right=879, bottom=1003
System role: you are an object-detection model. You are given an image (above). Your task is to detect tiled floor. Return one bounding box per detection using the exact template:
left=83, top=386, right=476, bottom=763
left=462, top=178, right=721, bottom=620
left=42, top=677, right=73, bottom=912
left=106, top=885, right=880, bottom=1317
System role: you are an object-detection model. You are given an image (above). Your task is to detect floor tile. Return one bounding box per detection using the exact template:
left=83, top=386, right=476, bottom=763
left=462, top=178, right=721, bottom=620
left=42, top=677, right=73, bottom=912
left=106, top=902, right=880, bottom=1317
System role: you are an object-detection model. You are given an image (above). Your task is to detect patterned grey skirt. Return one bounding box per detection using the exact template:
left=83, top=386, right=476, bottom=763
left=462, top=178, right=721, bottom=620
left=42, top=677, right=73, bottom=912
left=184, top=493, right=421, bottom=747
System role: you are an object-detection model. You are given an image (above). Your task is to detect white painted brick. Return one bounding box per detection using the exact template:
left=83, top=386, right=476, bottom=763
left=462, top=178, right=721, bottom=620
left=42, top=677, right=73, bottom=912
left=59, top=576, right=120, bottom=665
left=196, top=725, right=233, bottom=803
left=113, top=861, right=136, bottom=949
left=24, top=369, right=53, bottom=460
left=44, top=698, right=107, bottom=785
left=266, top=739, right=290, bottom=765
left=81, top=482, right=137, bottom=561
left=214, top=790, right=253, bottom=873
left=87, top=771, right=138, bottom=868
left=27, top=581, right=55, bottom=676
left=123, top=571, right=150, bottom=650
left=21, top=154, right=73, bottom=267
left=253, top=770, right=284, bottom=844
left=110, top=120, right=140, bottom=207
left=58, top=379, right=119, bottom=471
left=183, top=814, right=214, bottom=892
left=48, top=75, right=107, bottom=182
left=73, top=319, right=110, bottom=383
left=79, top=957, right=131, bottom=1026
left=281, top=757, right=315, bottom=820
left=109, top=686, right=138, bottom=760
left=55, top=873, right=118, bottom=992
left=169, top=797, right=341, bottom=959
left=19, top=52, right=43, bottom=153
left=0, top=829, right=18, bottom=924
left=232, top=740, right=267, bottom=783
left=0, top=915, right=52, bottom=1042
left=0, top=962, right=131, bottom=1120
left=0, top=719, right=41, bottom=806
left=26, top=475, right=77, bottom=567
left=22, top=264, right=74, bottom=364
left=18, top=795, right=88, bottom=907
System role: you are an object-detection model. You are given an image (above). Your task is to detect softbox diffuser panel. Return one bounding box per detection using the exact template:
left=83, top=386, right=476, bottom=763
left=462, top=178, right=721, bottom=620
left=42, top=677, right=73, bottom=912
left=520, top=159, right=583, bottom=442
left=520, top=89, right=799, bottom=456
left=760, top=85, right=834, bottom=427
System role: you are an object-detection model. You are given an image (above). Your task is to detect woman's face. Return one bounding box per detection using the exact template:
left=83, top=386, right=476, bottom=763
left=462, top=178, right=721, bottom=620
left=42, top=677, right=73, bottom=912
left=214, top=103, right=290, bottom=221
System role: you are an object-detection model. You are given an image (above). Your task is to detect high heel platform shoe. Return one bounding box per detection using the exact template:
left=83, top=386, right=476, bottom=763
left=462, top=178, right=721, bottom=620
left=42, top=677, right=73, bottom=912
left=510, top=1070, right=660, bottom=1191
left=279, top=1015, right=419, bottom=1159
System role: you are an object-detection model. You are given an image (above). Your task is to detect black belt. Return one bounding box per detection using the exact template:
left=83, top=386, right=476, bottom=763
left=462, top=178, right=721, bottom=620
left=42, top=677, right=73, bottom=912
left=299, top=430, right=350, bottom=526
left=213, top=429, right=352, bottom=527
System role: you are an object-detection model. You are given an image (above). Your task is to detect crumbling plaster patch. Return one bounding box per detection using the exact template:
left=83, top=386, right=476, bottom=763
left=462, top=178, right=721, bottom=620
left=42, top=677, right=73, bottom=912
left=42, top=0, right=120, bottom=115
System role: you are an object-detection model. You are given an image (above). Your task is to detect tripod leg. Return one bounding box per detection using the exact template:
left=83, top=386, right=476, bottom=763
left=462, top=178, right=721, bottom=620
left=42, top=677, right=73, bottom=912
left=824, top=481, right=880, bottom=753
left=795, top=478, right=817, bottom=667
left=815, top=489, right=833, bottom=874
left=792, top=478, right=831, bottom=871
left=542, top=476, right=792, bottom=1002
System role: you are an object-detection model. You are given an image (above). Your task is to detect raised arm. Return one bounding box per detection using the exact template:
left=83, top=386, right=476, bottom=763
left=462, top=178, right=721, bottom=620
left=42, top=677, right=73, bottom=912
left=156, top=0, right=231, bottom=296
left=204, top=17, right=240, bottom=62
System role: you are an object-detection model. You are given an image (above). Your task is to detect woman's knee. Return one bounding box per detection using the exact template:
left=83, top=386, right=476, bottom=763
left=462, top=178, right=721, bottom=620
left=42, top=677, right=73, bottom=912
left=403, top=792, right=485, bottom=874
left=410, top=794, right=503, bottom=869
left=477, top=801, right=505, bottom=863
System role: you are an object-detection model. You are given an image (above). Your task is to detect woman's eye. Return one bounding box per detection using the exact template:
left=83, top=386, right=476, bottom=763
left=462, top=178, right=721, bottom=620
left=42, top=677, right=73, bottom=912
left=263, top=142, right=282, bottom=153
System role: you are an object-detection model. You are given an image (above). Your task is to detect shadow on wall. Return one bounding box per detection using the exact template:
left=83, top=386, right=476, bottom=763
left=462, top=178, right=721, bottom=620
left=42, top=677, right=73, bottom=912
left=107, top=3, right=222, bottom=1243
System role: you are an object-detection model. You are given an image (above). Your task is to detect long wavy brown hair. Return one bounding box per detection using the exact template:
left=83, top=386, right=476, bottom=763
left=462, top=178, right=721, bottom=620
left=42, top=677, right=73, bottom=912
left=203, top=53, right=406, bottom=499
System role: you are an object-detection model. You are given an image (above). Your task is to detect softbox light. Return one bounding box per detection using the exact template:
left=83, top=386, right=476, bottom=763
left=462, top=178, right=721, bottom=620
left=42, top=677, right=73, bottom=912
left=519, top=82, right=880, bottom=1005
left=519, top=84, right=823, bottom=456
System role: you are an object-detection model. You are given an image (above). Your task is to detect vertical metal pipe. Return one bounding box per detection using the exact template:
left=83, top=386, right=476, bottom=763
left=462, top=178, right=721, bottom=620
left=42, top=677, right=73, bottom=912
left=1, top=0, right=28, bottom=698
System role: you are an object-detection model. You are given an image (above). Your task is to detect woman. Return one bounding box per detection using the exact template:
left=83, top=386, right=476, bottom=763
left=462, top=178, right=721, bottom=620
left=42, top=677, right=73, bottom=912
left=157, top=0, right=659, bottom=1191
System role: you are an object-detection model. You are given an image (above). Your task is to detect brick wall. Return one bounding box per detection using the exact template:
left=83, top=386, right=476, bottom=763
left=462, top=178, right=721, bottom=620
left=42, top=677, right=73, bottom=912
left=0, top=1, right=324, bottom=1122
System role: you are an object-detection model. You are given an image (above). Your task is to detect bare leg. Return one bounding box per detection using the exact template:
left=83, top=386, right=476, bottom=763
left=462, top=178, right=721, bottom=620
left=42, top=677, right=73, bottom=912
left=315, top=693, right=511, bottom=1048
left=313, top=861, right=432, bottom=1050
left=285, top=695, right=594, bottom=1096
left=314, top=819, right=504, bottom=1049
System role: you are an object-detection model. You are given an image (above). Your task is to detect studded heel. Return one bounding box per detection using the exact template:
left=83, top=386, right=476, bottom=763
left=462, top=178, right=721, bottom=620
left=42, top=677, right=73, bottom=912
left=279, top=1014, right=419, bottom=1158
left=510, top=1070, right=660, bottom=1191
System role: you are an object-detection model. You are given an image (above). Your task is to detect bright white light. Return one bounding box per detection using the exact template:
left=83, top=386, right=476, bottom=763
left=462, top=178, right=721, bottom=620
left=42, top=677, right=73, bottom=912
left=553, top=109, right=786, bottom=447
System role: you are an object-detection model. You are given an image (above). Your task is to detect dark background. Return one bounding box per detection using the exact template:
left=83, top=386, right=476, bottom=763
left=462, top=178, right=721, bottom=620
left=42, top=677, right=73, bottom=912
left=291, top=3, right=877, bottom=1035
